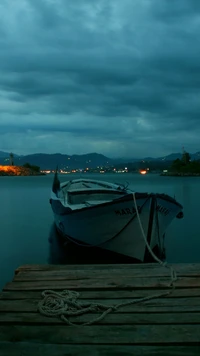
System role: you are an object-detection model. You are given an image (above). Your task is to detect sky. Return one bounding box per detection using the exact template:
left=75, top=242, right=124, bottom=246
left=0, top=0, right=200, bottom=158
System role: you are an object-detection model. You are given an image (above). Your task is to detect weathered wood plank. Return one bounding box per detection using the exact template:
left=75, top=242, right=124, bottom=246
left=0, top=325, right=200, bottom=344
left=1, top=297, right=200, bottom=313
left=13, top=265, right=200, bottom=280
left=14, top=263, right=165, bottom=273
left=15, top=263, right=200, bottom=274
left=0, top=312, right=200, bottom=325
left=3, top=276, right=200, bottom=291
left=0, top=343, right=200, bottom=356
left=1, top=288, right=200, bottom=300
left=14, top=270, right=177, bottom=281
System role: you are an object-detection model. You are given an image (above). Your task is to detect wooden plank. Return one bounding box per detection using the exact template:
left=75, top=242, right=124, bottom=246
left=0, top=312, right=200, bottom=325
left=0, top=325, right=200, bottom=344
left=15, top=263, right=200, bottom=274
left=1, top=288, right=200, bottom=300
left=1, top=297, right=200, bottom=313
left=3, top=276, right=200, bottom=291
left=14, top=266, right=200, bottom=281
left=15, top=263, right=156, bottom=274
left=13, top=263, right=200, bottom=280
left=0, top=343, right=200, bottom=356
left=0, top=299, right=38, bottom=312
left=14, top=270, right=176, bottom=280
left=13, top=263, right=163, bottom=273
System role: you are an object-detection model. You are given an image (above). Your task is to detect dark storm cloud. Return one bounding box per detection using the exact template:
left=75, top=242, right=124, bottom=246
left=152, top=0, right=200, bottom=21
left=0, top=0, right=200, bottom=157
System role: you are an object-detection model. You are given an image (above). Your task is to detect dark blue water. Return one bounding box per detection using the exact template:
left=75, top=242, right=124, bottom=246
left=0, top=173, right=200, bottom=290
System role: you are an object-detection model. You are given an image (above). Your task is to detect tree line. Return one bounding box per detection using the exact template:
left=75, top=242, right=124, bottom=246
left=23, top=163, right=40, bottom=172
left=170, top=152, right=200, bottom=174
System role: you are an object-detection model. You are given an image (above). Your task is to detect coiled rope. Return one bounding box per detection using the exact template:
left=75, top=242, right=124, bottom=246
left=38, top=192, right=177, bottom=326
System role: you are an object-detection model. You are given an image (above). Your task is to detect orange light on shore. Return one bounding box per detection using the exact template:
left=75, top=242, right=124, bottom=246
left=140, top=170, right=147, bottom=175
left=0, top=165, right=18, bottom=172
left=0, top=165, right=33, bottom=176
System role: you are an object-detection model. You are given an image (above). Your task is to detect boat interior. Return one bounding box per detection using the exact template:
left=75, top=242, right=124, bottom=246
left=60, top=179, right=127, bottom=206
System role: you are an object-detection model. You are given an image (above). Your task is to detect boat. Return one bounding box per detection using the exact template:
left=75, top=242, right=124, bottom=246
left=50, top=171, right=183, bottom=262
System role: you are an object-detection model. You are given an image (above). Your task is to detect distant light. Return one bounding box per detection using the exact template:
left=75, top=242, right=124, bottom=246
left=140, top=170, right=147, bottom=175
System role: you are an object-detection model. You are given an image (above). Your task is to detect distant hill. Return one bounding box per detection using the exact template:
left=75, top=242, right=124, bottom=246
left=0, top=150, right=199, bottom=169
left=0, top=151, right=20, bottom=158
left=157, top=152, right=200, bottom=162
left=0, top=153, right=115, bottom=170
left=0, top=151, right=9, bottom=158
left=192, top=152, right=200, bottom=160
left=136, top=152, right=200, bottom=162
left=157, top=153, right=183, bottom=161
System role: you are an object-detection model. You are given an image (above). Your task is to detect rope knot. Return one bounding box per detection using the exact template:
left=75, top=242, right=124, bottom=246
left=109, top=305, right=117, bottom=312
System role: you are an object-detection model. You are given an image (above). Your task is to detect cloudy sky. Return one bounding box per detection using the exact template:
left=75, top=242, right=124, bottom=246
left=0, top=0, right=200, bottom=158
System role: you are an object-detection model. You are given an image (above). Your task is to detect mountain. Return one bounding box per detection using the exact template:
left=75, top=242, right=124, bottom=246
left=154, top=153, right=182, bottom=161
left=0, top=150, right=199, bottom=170
left=0, top=151, right=20, bottom=158
left=0, top=151, right=9, bottom=158
left=191, top=151, right=200, bottom=160
left=0, top=153, right=115, bottom=170
left=157, top=152, right=200, bottom=162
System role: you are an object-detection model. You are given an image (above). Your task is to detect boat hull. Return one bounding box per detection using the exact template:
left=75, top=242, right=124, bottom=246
left=51, top=193, right=182, bottom=262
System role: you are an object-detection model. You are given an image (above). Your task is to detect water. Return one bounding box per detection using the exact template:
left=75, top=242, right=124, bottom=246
left=0, top=173, right=200, bottom=290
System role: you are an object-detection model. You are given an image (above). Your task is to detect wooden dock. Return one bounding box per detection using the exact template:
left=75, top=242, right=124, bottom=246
left=0, top=263, right=200, bottom=355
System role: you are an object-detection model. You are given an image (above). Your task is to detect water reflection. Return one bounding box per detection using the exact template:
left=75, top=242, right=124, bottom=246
left=181, top=184, right=191, bottom=206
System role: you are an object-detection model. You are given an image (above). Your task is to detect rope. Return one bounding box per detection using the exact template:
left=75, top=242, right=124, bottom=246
left=38, top=193, right=178, bottom=325
left=38, top=288, right=170, bottom=326
left=132, top=192, right=177, bottom=287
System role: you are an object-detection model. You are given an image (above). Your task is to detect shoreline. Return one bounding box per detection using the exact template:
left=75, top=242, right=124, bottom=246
left=0, top=165, right=45, bottom=176
left=161, top=172, right=200, bottom=177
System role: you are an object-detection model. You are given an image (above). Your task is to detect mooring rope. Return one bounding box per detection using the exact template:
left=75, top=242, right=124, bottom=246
left=132, top=192, right=177, bottom=287
left=38, top=192, right=177, bottom=326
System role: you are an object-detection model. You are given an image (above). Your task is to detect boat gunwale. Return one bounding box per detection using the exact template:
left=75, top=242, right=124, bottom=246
left=51, top=190, right=183, bottom=216
left=60, top=178, right=125, bottom=190
left=67, top=188, right=129, bottom=196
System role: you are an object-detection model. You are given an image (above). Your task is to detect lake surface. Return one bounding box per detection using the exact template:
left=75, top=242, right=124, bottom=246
left=0, top=173, right=200, bottom=290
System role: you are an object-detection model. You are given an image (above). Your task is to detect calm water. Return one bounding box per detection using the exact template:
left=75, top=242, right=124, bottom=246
left=0, top=173, right=200, bottom=290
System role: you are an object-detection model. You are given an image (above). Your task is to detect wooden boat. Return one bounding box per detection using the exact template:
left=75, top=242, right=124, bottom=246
left=50, top=171, right=183, bottom=262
